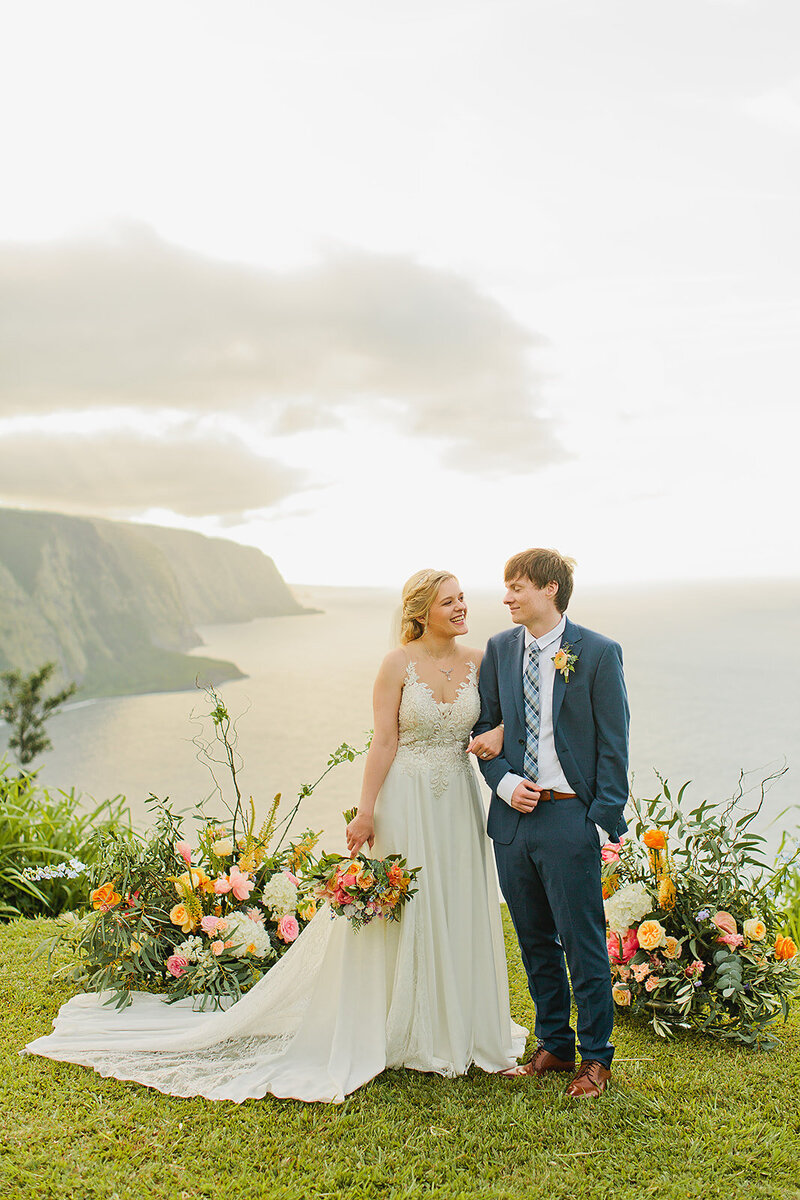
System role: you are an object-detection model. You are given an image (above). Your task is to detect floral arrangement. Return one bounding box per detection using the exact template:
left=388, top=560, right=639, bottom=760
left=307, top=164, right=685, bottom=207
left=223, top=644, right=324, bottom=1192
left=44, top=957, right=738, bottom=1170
left=45, top=689, right=369, bottom=1010
left=603, top=771, right=800, bottom=1047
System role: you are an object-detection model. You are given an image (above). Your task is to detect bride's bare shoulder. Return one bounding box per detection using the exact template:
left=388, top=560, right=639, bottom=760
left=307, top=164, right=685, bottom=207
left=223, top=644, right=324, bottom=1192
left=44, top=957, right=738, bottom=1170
left=378, top=646, right=411, bottom=680
left=461, top=646, right=484, bottom=666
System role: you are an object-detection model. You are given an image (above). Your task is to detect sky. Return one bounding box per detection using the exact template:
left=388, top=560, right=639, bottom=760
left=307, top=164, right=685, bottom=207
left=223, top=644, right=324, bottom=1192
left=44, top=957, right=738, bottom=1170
left=1, top=0, right=798, bottom=588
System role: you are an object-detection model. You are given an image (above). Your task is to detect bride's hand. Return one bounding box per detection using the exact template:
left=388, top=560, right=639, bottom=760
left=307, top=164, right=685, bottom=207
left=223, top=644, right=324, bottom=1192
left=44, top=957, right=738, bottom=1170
left=467, top=724, right=504, bottom=761
left=346, top=812, right=375, bottom=856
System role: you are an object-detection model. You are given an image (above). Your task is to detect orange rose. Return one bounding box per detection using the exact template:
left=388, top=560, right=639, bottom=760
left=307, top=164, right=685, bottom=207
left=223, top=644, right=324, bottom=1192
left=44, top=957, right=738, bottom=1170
left=552, top=650, right=568, bottom=671
left=169, top=903, right=196, bottom=933
left=636, top=919, right=667, bottom=951
left=775, top=936, right=797, bottom=961
left=611, top=984, right=632, bottom=1006
left=642, top=829, right=667, bottom=850
left=90, top=882, right=121, bottom=911
left=663, top=936, right=682, bottom=960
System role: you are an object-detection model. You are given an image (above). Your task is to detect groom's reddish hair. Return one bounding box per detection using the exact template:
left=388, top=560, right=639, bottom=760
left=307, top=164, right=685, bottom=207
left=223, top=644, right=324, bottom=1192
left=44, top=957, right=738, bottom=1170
left=504, top=548, right=576, bottom=613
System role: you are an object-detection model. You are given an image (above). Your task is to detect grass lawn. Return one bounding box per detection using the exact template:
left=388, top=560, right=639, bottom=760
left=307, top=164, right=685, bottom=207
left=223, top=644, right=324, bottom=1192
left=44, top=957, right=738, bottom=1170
left=2, top=913, right=800, bottom=1200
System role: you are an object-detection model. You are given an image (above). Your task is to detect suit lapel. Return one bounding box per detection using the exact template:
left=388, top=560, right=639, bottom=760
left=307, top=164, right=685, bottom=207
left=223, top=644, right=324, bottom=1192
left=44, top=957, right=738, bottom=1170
left=552, top=617, right=582, bottom=729
left=510, top=626, right=526, bottom=729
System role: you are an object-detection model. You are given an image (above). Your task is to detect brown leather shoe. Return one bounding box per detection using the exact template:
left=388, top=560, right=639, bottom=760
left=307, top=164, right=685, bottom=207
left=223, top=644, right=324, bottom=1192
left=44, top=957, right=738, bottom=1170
left=499, top=1044, right=576, bottom=1079
left=566, top=1060, right=611, bottom=1097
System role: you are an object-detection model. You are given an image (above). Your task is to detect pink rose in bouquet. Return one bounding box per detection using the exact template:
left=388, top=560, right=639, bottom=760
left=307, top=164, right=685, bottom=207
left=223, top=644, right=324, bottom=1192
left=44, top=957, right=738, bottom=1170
left=166, top=954, right=188, bottom=977
left=277, top=914, right=300, bottom=943
left=601, top=842, right=622, bottom=863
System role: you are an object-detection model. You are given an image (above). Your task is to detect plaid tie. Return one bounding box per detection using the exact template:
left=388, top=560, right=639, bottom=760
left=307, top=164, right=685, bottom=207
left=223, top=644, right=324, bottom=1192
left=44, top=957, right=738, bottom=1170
left=523, top=639, right=540, bottom=780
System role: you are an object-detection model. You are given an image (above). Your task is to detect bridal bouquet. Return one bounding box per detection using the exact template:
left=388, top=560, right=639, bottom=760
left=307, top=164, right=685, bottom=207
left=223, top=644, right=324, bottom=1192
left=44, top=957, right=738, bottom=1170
left=603, top=772, right=800, bottom=1047
left=305, top=810, right=420, bottom=932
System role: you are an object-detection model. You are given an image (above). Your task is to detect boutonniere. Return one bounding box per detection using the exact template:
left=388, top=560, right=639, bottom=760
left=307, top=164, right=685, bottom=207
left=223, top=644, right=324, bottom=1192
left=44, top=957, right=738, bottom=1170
left=552, top=643, right=578, bottom=682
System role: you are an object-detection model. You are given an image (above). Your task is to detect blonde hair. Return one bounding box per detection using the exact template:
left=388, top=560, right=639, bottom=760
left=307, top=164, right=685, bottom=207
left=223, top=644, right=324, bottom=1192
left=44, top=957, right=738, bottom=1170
left=399, top=569, right=456, bottom=644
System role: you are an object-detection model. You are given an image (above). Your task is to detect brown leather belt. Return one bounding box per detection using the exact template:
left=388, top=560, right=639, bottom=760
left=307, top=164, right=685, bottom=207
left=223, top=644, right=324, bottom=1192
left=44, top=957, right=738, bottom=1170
left=537, top=789, right=577, bottom=802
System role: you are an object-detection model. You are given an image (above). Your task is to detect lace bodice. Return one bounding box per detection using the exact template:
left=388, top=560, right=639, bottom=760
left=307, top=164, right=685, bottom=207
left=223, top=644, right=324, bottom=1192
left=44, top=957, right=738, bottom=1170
left=392, top=660, right=480, bottom=797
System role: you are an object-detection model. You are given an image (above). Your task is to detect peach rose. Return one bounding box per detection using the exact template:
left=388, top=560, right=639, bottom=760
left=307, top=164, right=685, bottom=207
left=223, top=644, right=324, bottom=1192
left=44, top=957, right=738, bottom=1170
left=169, top=903, right=196, bottom=933
left=743, top=918, right=767, bottom=941
left=210, top=939, right=225, bottom=956
left=663, top=936, right=682, bottom=960
left=642, top=829, right=667, bottom=850
left=712, top=911, right=737, bottom=937
left=775, top=936, right=797, bottom=961
left=611, top=984, right=632, bottom=1006
left=636, top=919, right=667, bottom=951
left=90, top=882, right=121, bottom=912
left=552, top=649, right=569, bottom=671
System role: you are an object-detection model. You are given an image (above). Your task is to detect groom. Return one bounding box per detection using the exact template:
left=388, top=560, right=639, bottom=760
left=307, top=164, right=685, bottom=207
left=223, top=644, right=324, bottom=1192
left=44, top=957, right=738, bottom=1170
left=473, top=548, right=629, bottom=1098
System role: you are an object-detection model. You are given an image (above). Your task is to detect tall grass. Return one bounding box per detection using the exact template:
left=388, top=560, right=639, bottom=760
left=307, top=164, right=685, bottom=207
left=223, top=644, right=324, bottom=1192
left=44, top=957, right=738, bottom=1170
left=0, top=762, right=130, bottom=919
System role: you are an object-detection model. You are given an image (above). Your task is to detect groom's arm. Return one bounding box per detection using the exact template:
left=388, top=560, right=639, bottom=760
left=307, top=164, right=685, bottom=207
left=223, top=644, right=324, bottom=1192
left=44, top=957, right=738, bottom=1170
left=587, top=641, right=630, bottom=835
left=475, top=639, right=518, bottom=794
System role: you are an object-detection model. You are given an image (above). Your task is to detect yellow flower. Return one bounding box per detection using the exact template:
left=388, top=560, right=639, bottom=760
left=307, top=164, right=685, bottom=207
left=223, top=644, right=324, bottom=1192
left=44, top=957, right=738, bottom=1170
left=602, top=874, right=619, bottom=900
left=297, top=898, right=318, bottom=921
left=174, top=867, right=211, bottom=896
left=743, top=918, right=767, bottom=941
left=212, top=837, right=234, bottom=856
left=169, top=903, right=196, bottom=933
left=643, top=829, right=667, bottom=850
left=658, top=877, right=677, bottom=911
left=636, top=919, right=667, bottom=951
left=663, top=936, right=682, bottom=960
left=611, top=984, right=632, bottom=1006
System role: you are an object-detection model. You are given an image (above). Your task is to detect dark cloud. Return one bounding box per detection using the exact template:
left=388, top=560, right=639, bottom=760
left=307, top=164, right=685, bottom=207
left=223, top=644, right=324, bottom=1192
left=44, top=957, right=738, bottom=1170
left=0, top=427, right=302, bottom=517
left=0, top=225, right=560, bottom=474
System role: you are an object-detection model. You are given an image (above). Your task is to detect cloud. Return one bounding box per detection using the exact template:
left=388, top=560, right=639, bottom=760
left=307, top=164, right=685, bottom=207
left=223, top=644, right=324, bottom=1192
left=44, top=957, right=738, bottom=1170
left=0, top=224, right=559, bottom=475
left=742, top=82, right=800, bottom=132
left=0, top=425, right=302, bottom=518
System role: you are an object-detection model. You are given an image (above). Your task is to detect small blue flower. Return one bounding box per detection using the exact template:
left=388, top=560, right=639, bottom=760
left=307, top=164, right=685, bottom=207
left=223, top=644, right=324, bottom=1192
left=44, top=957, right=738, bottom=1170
left=696, top=908, right=710, bottom=921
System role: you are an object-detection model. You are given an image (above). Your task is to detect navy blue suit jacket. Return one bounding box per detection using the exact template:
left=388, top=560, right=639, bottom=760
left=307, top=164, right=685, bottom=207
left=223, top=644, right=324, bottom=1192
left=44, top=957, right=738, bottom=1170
left=476, top=617, right=630, bottom=844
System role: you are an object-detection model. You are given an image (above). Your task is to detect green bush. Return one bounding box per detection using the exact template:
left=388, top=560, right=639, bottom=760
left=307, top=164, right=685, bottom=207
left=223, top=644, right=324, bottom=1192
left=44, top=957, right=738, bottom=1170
left=0, top=762, right=131, bottom=919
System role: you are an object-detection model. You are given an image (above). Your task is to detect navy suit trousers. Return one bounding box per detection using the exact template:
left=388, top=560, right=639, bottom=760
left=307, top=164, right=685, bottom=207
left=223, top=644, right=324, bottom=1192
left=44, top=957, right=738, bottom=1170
left=493, top=795, right=614, bottom=1067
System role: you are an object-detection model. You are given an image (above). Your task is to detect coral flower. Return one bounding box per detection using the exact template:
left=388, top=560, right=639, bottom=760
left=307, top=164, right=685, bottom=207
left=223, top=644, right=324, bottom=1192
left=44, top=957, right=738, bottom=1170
left=210, top=940, right=225, bottom=957
left=90, top=882, right=121, bottom=912
left=169, top=903, right=196, bottom=933
left=717, top=932, right=744, bottom=950
left=743, top=918, right=767, bottom=941
left=636, top=919, right=667, bottom=951
left=643, top=829, right=667, bottom=850
left=174, top=841, right=193, bottom=867
left=645, top=975, right=661, bottom=992
left=775, top=936, right=798, bottom=961
left=607, top=927, right=639, bottom=964
left=552, top=649, right=569, bottom=670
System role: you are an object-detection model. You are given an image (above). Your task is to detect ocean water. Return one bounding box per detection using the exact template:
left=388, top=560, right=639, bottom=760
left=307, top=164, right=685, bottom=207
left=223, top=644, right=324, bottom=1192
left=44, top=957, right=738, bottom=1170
left=17, top=580, right=800, bottom=859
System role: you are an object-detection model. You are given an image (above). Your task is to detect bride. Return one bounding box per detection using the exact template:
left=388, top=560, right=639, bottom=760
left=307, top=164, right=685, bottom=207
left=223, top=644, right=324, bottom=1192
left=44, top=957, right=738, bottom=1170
left=25, top=570, right=526, bottom=1103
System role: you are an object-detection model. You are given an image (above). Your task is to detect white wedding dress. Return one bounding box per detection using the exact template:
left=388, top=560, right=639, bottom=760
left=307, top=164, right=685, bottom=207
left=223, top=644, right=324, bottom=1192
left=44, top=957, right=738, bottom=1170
left=24, top=660, right=526, bottom=1103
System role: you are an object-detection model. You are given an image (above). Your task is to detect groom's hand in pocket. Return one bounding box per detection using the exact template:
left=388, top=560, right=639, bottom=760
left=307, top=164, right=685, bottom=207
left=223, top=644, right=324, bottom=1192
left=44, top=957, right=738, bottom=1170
left=510, top=781, right=541, bottom=813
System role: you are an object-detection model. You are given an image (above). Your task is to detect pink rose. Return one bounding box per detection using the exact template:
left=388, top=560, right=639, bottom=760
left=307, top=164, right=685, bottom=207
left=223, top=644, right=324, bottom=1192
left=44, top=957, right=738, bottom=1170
left=214, top=876, right=232, bottom=895
left=174, top=841, right=192, bottom=867
left=277, top=914, right=300, bottom=943
left=601, top=842, right=622, bottom=863
left=166, top=954, right=188, bottom=977
left=200, top=915, right=221, bottom=935
left=210, top=939, right=225, bottom=956
left=340, top=873, right=358, bottom=890
left=607, top=927, right=639, bottom=964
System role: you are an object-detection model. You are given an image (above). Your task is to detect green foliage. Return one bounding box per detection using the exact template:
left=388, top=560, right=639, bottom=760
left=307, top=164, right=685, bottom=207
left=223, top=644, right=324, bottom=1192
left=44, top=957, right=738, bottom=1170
left=778, top=865, right=800, bottom=943
left=0, top=762, right=130, bottom=920
left=0, top=662, right=77, bottom=767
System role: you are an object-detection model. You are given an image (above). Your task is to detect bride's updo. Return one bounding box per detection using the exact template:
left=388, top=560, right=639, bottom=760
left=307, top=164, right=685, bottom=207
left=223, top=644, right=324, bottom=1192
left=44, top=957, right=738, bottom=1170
left=399, top=569, right=456, bottom=644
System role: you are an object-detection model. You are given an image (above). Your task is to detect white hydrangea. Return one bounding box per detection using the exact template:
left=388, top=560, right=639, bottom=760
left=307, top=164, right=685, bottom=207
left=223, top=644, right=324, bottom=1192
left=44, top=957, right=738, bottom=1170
left=224, top=911, right=275, bottom=959
left=604, top=881, right=653, bottom=934
left=261, top=871, right=298, bottom=918
left=173, top=935, right=205, bottom=963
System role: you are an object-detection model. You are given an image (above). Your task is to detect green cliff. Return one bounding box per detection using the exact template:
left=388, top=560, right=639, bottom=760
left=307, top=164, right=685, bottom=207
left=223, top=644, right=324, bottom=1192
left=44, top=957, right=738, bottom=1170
left=0, top=509, right=306, bottom=697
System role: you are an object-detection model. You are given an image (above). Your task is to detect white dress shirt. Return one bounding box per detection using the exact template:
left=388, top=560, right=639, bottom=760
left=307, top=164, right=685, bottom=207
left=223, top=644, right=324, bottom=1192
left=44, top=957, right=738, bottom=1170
left=496, top=614, right=608, bottom=844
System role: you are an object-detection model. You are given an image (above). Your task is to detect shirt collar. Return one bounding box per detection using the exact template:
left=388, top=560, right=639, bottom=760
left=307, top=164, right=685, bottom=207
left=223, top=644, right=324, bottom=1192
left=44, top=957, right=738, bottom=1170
left=524, top=613, right=567, bottom=653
